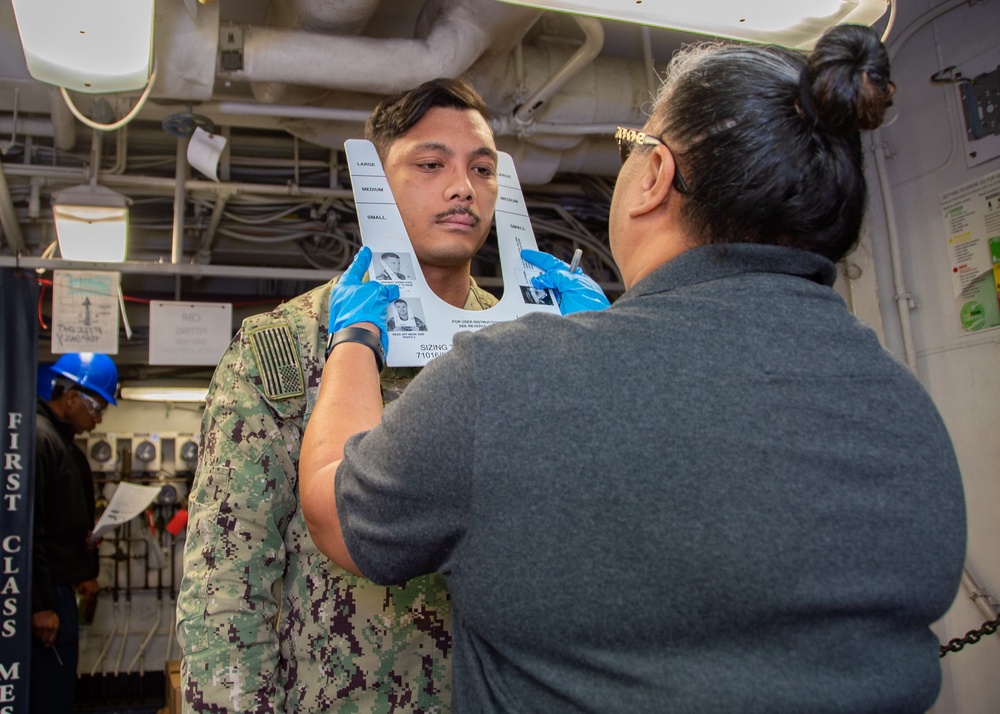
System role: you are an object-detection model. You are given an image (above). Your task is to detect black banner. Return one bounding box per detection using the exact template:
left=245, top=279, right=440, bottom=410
left=0, top=268, right=39, bottom=714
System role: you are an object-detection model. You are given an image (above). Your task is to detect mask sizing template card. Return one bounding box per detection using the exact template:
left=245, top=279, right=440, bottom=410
left=345, top=139, right=560, bottom=367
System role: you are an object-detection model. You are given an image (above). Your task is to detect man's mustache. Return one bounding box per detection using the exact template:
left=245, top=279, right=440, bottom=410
left=434, top=207, right=481, bottom=225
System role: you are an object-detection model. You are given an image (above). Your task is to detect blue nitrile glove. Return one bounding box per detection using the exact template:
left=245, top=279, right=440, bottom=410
left=328, top=246, right=400, bottom=357
left=521, top=249, right=610, bottom=315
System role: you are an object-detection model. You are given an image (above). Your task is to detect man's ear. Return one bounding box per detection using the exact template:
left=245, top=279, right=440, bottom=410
left=628, top=146, right=678, bottom=219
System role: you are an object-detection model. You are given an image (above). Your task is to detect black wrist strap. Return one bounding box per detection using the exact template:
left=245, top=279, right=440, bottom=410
left=325, top=327, right=385, bottom=372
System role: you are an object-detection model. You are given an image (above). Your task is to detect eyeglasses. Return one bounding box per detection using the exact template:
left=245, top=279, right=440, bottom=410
left=77, top=390, right=107, bottom=419
left=615, top=126, right=690, bottom=194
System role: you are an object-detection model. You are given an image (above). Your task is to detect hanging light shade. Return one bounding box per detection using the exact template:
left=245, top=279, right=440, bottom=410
left=10, top=0, right=155, bottom=93
left=52, top=184, right=130, bottom=263
left=494, top=0, right=889, bottom=48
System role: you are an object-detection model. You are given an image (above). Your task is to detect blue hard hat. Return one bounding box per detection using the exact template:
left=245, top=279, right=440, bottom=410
left=37, top=364, right=56, bottom=400
left=50, top=353, right=119, bottom=405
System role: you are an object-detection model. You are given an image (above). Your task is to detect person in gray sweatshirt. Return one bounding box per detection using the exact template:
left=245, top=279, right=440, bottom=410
left=300, top=24, right=966, bottom=714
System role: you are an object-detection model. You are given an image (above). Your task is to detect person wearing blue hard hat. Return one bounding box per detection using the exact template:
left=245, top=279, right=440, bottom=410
left=31, top=352, right=118, bottom=712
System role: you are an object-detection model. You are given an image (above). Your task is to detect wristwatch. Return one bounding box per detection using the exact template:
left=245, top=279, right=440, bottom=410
left=325, top=326, right=385, bottom=372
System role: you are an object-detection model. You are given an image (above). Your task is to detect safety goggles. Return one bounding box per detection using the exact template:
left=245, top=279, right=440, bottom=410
left=615, top=126, right=690, bottom=194
left=77, top=390, right=107, bottom=419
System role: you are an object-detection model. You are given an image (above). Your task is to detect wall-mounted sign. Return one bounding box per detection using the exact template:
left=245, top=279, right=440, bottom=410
left=940, top=169, right=1000, bottom=334
left=149, top=301, right=233, bottom=365
left=51, top=270, right=120, bottom=353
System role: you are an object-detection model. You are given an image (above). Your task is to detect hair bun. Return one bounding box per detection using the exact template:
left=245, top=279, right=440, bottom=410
left=805, top=24, right=894, bottom=132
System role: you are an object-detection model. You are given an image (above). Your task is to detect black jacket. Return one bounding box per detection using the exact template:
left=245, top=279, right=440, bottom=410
left=32, top=398, right=99, bottom=612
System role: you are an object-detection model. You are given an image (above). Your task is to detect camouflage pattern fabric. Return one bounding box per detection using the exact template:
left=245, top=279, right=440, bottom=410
left=177, top=278, right=498, bottom=713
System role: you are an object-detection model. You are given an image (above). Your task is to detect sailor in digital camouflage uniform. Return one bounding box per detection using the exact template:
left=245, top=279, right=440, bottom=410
left=176, top=77, right=502, bottom=713
left=177, top=279, right=496, bottom=712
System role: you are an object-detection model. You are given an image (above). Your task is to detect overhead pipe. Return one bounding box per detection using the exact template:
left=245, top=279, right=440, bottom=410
left=252, top=0, right=383, bottom=102
left=231, top=0, right=541, bottom=95
left=0, top=160, right=27, bottom=254
left=0, top=116, right=57, bottom=138
left=200, top=101, right=370, bottom=123
left=48, top=86, right=77, bottom=152
left=640, top=27, right=659, bottom=98
left=193, top=191, right=231, bottom=265
left=265, top=0, right=381, bottom=33
left=513, top=16, right=604, bottom=127
left=108, top=124, right=129, bottom=175
left=0, top=163, right=353, bottom=200
left=171, top=136, right=189, bottom=265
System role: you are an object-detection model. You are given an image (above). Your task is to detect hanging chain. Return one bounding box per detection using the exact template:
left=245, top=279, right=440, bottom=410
left=939, top=616, right=1000, bottom=657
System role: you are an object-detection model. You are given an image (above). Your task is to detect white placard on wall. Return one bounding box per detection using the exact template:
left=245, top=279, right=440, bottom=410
left=149, top=301, right=233, bottom=365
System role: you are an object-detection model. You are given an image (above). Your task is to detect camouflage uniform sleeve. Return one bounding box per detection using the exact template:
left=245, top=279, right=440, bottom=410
left=176, top=326, right=300, bottom=714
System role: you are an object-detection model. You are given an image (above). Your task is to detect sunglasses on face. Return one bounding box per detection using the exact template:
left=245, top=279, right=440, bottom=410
left=615, top=126, right=690, bottom=195
left=77, top=390, right=107, bottom=419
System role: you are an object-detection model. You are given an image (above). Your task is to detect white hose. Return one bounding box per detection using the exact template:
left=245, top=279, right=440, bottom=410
left=59, top=62, right=159, bottom=133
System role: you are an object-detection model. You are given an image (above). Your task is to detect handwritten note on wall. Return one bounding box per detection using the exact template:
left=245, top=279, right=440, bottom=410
left=51, top=270, right=120, bottom=354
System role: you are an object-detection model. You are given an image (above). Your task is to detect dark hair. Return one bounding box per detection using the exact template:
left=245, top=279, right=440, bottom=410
left=653, top=24, right=894, bottom=261
left=382, top=252, right=400, bottom=259
left=364, top=78, right=490, bottom=162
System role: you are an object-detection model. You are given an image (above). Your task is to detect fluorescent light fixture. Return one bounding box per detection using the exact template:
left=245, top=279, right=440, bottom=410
left=494, top=0, right=889, bottom=48
left=52, top=184, right=130, bottom=262
left=10, top=0, right=155, bottom=93
left=120, top=383, right=210, bottom=404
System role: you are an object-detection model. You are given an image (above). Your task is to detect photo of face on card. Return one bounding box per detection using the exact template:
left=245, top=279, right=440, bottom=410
left=375, top=251, right=413, bottom=281
left=387, top=297, right=429, bottom=332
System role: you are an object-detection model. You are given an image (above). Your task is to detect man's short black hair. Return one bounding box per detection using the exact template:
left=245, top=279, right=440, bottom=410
left=364, top=78, right=490, bottom=162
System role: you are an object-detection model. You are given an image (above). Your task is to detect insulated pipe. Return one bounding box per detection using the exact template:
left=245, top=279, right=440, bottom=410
left=232, top=0, right=541, bottom=95
left=171, top=137, right=189, bottom=265
left=200, top=102, right=370, bottom=123
left=194, top=191, right=231, bottom=265
left=513, top=16, right=604, bottom=125
left=0, top=116, right=57, bottom=138
left=266, top=0, right=381, bottom=33
left=641, top=27, right=659, bottom=98
left=0, top=161, right=27, bottom=254
left=252, top=0, right=383, bottom=102
left=48, top=86, right=77, bottom=152
left=870, top=133, right=917, bottom=370
left=109, top=125, right=129, bottom=175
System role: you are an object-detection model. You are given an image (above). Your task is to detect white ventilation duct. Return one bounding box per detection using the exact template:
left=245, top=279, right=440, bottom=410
left=250, top=0, right=385, bottom=103
left=231, top=0, right=542, bottom=95
left=265, top=0, right=383, bottom=34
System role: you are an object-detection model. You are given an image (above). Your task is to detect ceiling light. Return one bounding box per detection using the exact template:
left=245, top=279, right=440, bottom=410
left=52, top=184, right=130, bottom=262
left=495, top=0, right=889, bottom=48
left=10, top=0, right=155, bottom=93
left=119, top=383, right=210, bottom=404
